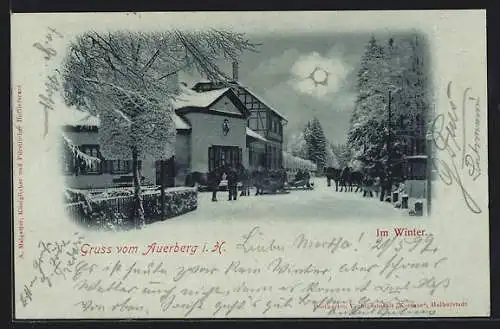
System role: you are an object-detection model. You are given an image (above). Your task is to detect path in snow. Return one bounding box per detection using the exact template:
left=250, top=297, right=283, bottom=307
left=163, top=177, right=408, bottom=223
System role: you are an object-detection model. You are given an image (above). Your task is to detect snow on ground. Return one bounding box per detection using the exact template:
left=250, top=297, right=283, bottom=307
left=147, top=177, right=411, bottom=230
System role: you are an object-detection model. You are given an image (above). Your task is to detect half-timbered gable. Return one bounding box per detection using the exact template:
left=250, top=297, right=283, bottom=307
left=192, top=79, right=289, bottom=171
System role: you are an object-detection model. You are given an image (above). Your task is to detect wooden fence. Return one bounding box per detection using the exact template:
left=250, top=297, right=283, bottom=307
left=64, top=188, right=197, bottom=231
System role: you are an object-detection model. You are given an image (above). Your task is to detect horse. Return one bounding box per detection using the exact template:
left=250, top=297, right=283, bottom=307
left=324, top=167, right=342, bottom=191
left=184, top=171, right=209, bottom=188
left=361, top=174, right=376, bottom=197
left=339, top=167, right=351, bottom=192
left=350, top=171, right=363, bottom=192
left=338, top=167, right=363, bottom=192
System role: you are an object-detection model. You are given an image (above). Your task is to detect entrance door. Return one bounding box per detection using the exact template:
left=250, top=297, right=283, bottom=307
left=155, top=156, right=176, bottom=187
left=208, top=146, right=242, bottom=171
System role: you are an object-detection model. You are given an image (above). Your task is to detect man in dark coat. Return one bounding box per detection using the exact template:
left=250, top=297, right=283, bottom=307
left=304, top=170, right=312, bottom=188
left=239, top=164, right=250, bottom=197
left=227, top=165, right=239, bottom=201
left=208, top=166, right=222, bottom=202
left=254, top=167, right=264, bottom=196
left=279, top=166, right=288, bottom=191
left=379, top=170, right=392, bottom=202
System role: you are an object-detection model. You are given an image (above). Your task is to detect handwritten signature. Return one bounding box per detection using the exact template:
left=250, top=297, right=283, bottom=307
left=33, top=27, right=63, bottom=61
left=429, top=81, right=482, bottom=214
left=32, top=26, right=63, bottom=139
left=19, top=233, right=84, bottom=308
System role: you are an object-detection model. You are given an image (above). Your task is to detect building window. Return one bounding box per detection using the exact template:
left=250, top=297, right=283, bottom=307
left=110, top=160, right=132, bottom=174
left=209, top=146, right=242, bottom=172
left=79, top=145, right=102, bottom=175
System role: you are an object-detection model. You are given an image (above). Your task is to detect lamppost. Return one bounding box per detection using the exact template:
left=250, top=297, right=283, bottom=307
left=386, top=87, right=402, bottom=196
left=160, top=158, right=166, bottom=219
left=424, top=103, right=435, bottom=216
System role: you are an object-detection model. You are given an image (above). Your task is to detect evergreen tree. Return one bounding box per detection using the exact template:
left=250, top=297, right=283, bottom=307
left=287, top=131, right=308, bottom=159
left=331, top=143, right=352, bottom=168
left=325, top=143, right=340, bottom=168
left=346, top=33, right=429, bottom=179
left=303, top=117, right=327, bottom=171
left=347, top=36, right=387, bottom=170
left=303, top=120, right=313, bottom=162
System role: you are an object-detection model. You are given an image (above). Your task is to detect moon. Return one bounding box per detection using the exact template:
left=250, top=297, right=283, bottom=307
left=308, top=67, right=329, bottom=86
left=313, top=69, right=327, bottom=82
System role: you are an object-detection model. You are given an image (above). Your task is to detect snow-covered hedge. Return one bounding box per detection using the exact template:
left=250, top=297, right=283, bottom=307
left=65, top=187, right=197, bottom=231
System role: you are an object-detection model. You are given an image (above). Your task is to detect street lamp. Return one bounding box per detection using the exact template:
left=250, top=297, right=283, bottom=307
left=386, top=87, right=402, bottom=195
left=424, top=103, right=436, bottom=216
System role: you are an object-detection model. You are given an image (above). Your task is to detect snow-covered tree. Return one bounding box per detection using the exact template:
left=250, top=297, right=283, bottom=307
left=347, top=33, right=429, bottom=179
left=302, top=117, right=327, bottom=172
left=311, top=117, right=328, bottom=170
left=347, top=36, right=387, bottom=164
left=331, top=143, right=352, bottom=168
left=62, top=30, right=257, bottom=228
left=287, top=131, right=308, bottom=159
left=325, top=143, right=340, bottom=168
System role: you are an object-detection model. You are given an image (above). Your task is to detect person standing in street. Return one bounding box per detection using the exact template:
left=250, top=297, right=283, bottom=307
left=239, top=164, right=250, bottom=197
left=379, top=170, right=392, bottom=202
left=254, top=166, right=264, bottom=196
left=227, top=165, right=239, bottom=201
left=208, top=165, right=222, bottom=202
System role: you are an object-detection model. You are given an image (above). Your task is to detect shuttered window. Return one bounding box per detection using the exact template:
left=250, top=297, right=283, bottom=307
left=79, top=145, right=102, bottom=175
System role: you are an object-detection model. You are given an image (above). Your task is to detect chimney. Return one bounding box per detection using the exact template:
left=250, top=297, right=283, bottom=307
left=232, top=61, right=239, bottom=81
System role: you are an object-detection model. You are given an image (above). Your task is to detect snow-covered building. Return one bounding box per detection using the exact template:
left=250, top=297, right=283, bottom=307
left=192, top=62, right=288, bottom=171
left=61, top=84, right=276, bottom=189
left=61, top=62, right=288, bottom=190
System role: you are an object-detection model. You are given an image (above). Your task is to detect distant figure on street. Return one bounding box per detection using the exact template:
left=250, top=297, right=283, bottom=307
left=227, top=165, right=239, bottom=201
left=253, top=166, right=265, bottom=196
left=379, top=172, right=392, bottom=202
left=208, top=166, right=223, bottom=202
left=279, top=166, right=288, bottom=190
left=238, top=164, right=251, bottom=197
left=295, top=169, right=304, bottom=182
left=304, top=170, right=312, bottom=188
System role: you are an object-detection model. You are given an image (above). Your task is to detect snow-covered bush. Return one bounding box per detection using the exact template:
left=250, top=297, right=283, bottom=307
left=64, top=187, right=197, bottom=231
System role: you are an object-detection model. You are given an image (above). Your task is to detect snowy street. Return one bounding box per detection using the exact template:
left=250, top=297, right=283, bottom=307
left=166, top=177, right=407, bottom=222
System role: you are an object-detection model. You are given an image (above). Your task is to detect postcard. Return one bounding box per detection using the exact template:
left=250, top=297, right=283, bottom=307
left=11, top=10, right=489, bottom=318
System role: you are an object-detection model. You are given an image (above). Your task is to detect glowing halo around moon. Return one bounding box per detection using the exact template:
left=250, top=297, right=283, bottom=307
left=288, top=51, right=350, bottom=99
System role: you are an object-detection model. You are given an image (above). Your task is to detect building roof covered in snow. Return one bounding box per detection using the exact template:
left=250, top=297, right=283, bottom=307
left=61, top=106, right=191, bottom=131
left=173, top=113, right=191, bottom=130
left=61, top=107, right=100, bottom=127
left=172, top=87, right=231, bottom=109
left=246, top=127, right=268, bottom=143
left=191, top=81, right=288, bottom=122
left=173, top=85, right=251, bottom=118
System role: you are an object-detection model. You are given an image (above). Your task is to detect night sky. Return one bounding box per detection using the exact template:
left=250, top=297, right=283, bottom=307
left=180, top=32, right=374, bottom=146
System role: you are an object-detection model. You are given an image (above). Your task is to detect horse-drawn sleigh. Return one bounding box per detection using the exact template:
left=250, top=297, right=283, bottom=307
left=284, top=169, right=314, bottom=191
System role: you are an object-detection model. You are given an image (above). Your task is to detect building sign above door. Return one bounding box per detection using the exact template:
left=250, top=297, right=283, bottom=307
left=222, top=119, right=230, bottom=136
